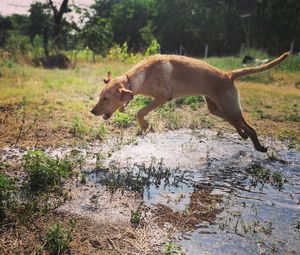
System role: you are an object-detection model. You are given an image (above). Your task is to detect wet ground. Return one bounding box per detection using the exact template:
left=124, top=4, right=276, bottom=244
left=86, top=129, right=300, bottom=255
left=1, top=129, right=299, bottom=254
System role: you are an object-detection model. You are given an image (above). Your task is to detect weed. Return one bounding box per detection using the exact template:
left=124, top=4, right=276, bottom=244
left=163, top=112, right=183, bottom=130
left=44, top=219, right=76, bottom=255
left=0, top=173, right=15, bottom=221
left=113, top=111, right=134, bottom=128
left=130, top=209, right=142, bottom=226
left=22, top=150, right=73, bottom=192
left=183, top=96, right=204, bottom=105
left=247, top=165, right=285, bottom=188
left=70, top=115, right=88, bottom=138
left=162, top=242, right=184, bottom=255
left=253, top=108, right=269, bottom=119
left=93, top=123, right=108, bottom=140
left=157, top=101, right=177, bottom=113
left=130, top=95, right=152, bottom=108
left=278, top=54, right=300, bottom=72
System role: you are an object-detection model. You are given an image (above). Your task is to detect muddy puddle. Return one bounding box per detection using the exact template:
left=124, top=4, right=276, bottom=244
left=84, top=129, right=300, bottom=254
left=1, top=129, right=299, bottom=254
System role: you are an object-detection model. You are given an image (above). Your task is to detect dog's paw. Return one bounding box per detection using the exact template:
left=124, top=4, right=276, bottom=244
left=255, top=145, right=268, bottom=153
left=140, top=121, right=149, bottom=131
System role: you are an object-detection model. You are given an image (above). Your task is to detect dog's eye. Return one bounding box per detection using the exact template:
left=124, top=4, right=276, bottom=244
left=103, top=97, right=108, bottom=101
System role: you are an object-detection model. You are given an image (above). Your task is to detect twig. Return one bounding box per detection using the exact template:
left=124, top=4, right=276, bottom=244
left=107, top=238, right=122, bottom=254
left=15, top=107, right=26, bottom=146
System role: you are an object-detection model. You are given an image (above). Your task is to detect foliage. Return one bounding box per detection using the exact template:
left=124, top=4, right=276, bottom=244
left=278, top=53, right=300, bottom=72
left=145, top=39, right=160, bottom=56
left=162, top=242, right=184, bottom=255
left=113, top=111, right=134, bottom=128
left=79, top=17, right=113, bottom=57
left=93, top=123, right=109, bottom=140
left=0, top=173, right=15, bottom=221
left=22, top=150, right=73, bottom=192
left=130, top=209, right=142, bottom=226
left=247, top=165, right=285, bottom=188
left=70, top=115, right=88, bottom=138
left=44, top=219, right=76, bottom=255
left=110, top=0, right=155, bottom=50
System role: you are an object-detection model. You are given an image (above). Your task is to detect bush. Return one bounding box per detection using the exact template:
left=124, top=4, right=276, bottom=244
left=44, top=220, right=76, bottom=255
left=22, top=150, right=73, bottom=192
left=108, top=42, right=142, bottom=63
left=145, top=39, right=160, bottom=56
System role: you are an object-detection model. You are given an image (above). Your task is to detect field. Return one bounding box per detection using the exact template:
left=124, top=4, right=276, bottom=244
left=1, top=54, right=299, bottom=149
left=1, top=54, right=300, bottom=255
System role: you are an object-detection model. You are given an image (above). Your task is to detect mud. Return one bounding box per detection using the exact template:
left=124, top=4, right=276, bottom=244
left=1, top=129, right=299, bottom=254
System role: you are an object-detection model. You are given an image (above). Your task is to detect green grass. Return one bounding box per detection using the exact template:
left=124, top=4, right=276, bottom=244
left=44, top=220, right=76, bottom=255
left=22, top=150, right=74, bottom=192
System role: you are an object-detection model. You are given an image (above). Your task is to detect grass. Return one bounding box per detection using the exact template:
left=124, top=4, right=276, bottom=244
left=23, top=150, right=74, bottom=192
left=162, top=242, right=184, bottom=255
left=0, top=53, right=299, bottom=149
left=43, top=219, right=76, bottom=255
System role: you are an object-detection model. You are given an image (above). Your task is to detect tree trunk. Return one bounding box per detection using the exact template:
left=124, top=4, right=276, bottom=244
left=43, top=27, right=49, bottom=57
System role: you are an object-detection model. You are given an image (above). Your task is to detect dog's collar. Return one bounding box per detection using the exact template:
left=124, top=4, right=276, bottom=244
left=125, top=74, right=132, bottom=91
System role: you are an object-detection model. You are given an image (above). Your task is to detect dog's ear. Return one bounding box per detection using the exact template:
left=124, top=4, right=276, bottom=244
left=103, top=71, right=112, bottom=84
left=118, top=88, right=133, bottom=102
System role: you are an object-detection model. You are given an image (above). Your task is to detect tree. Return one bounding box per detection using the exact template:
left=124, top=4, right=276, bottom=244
left=80, top=17, right=113, bottom=61
left=253, top=0, right=300, bottom=54
left=0, top=15, right=13, bottom=47
left=48, top=0, right=71, bottom=52
left=28, top=2, right=52, bottom=56
left=110, top=0, right=155, bottom=50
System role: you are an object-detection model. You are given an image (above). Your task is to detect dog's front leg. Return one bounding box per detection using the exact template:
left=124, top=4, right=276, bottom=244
left=137, top=97, right=167, bottom=130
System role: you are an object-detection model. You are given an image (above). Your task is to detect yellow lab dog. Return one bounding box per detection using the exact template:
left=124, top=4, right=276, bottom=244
left=91, top=52, right=289, bottom=152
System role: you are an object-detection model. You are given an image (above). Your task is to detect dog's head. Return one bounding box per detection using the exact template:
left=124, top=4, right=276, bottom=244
left=90, top=72, right=133, bottom=120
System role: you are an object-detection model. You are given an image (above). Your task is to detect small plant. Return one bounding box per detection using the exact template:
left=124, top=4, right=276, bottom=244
left=162, top=242, right=184, bottom=255
left=44, top=219, right=76, bottom=255
left=70, top=115, right=88, bottom=138
left=247, top=165, right=285, bottom=188
left=93, top=123, right=108, bottom=140
left=130, top=209, right=142, bottom=226
left=163, top=112, right=183, bottom=130
left=145, top=39, right=160, bottom=56
left=0, top=173, right=15, bottom=221
left=23, top=150, right=73, bottom=192
left=113, top=111, right=134, bottom=128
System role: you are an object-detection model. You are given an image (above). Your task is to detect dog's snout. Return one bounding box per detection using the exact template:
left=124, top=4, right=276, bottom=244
left=90, top=109, right=96, bottom=115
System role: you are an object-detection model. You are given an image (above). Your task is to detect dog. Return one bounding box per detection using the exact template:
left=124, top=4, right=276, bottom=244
left=91, top=52, right=289, bottom=152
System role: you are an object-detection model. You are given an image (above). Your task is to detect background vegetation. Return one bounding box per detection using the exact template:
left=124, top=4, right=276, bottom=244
left=0, top=0, right=299, bottom=59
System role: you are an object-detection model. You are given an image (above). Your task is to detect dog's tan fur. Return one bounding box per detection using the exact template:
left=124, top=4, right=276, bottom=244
left=91, top=52, right=289, bottom=152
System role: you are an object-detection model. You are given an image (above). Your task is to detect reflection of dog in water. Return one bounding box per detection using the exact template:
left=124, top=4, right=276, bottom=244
left=91, top=52, right=289, bottom=152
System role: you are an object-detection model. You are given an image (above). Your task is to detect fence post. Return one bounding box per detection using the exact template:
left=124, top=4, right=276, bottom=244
left=290, top=40, right=295, bottom=54
left=204, top=44, right=209, bottom=58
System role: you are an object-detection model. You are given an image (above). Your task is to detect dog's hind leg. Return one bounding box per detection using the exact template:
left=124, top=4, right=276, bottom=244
left=205, top=96, right=248, bottom=140
left=225, top=113, right=267, bottom=152
left=137, top=97, right=168, bottom=130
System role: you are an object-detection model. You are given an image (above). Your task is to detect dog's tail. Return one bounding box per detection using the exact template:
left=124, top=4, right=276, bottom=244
left=228, top=52, right=290, bottom=80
